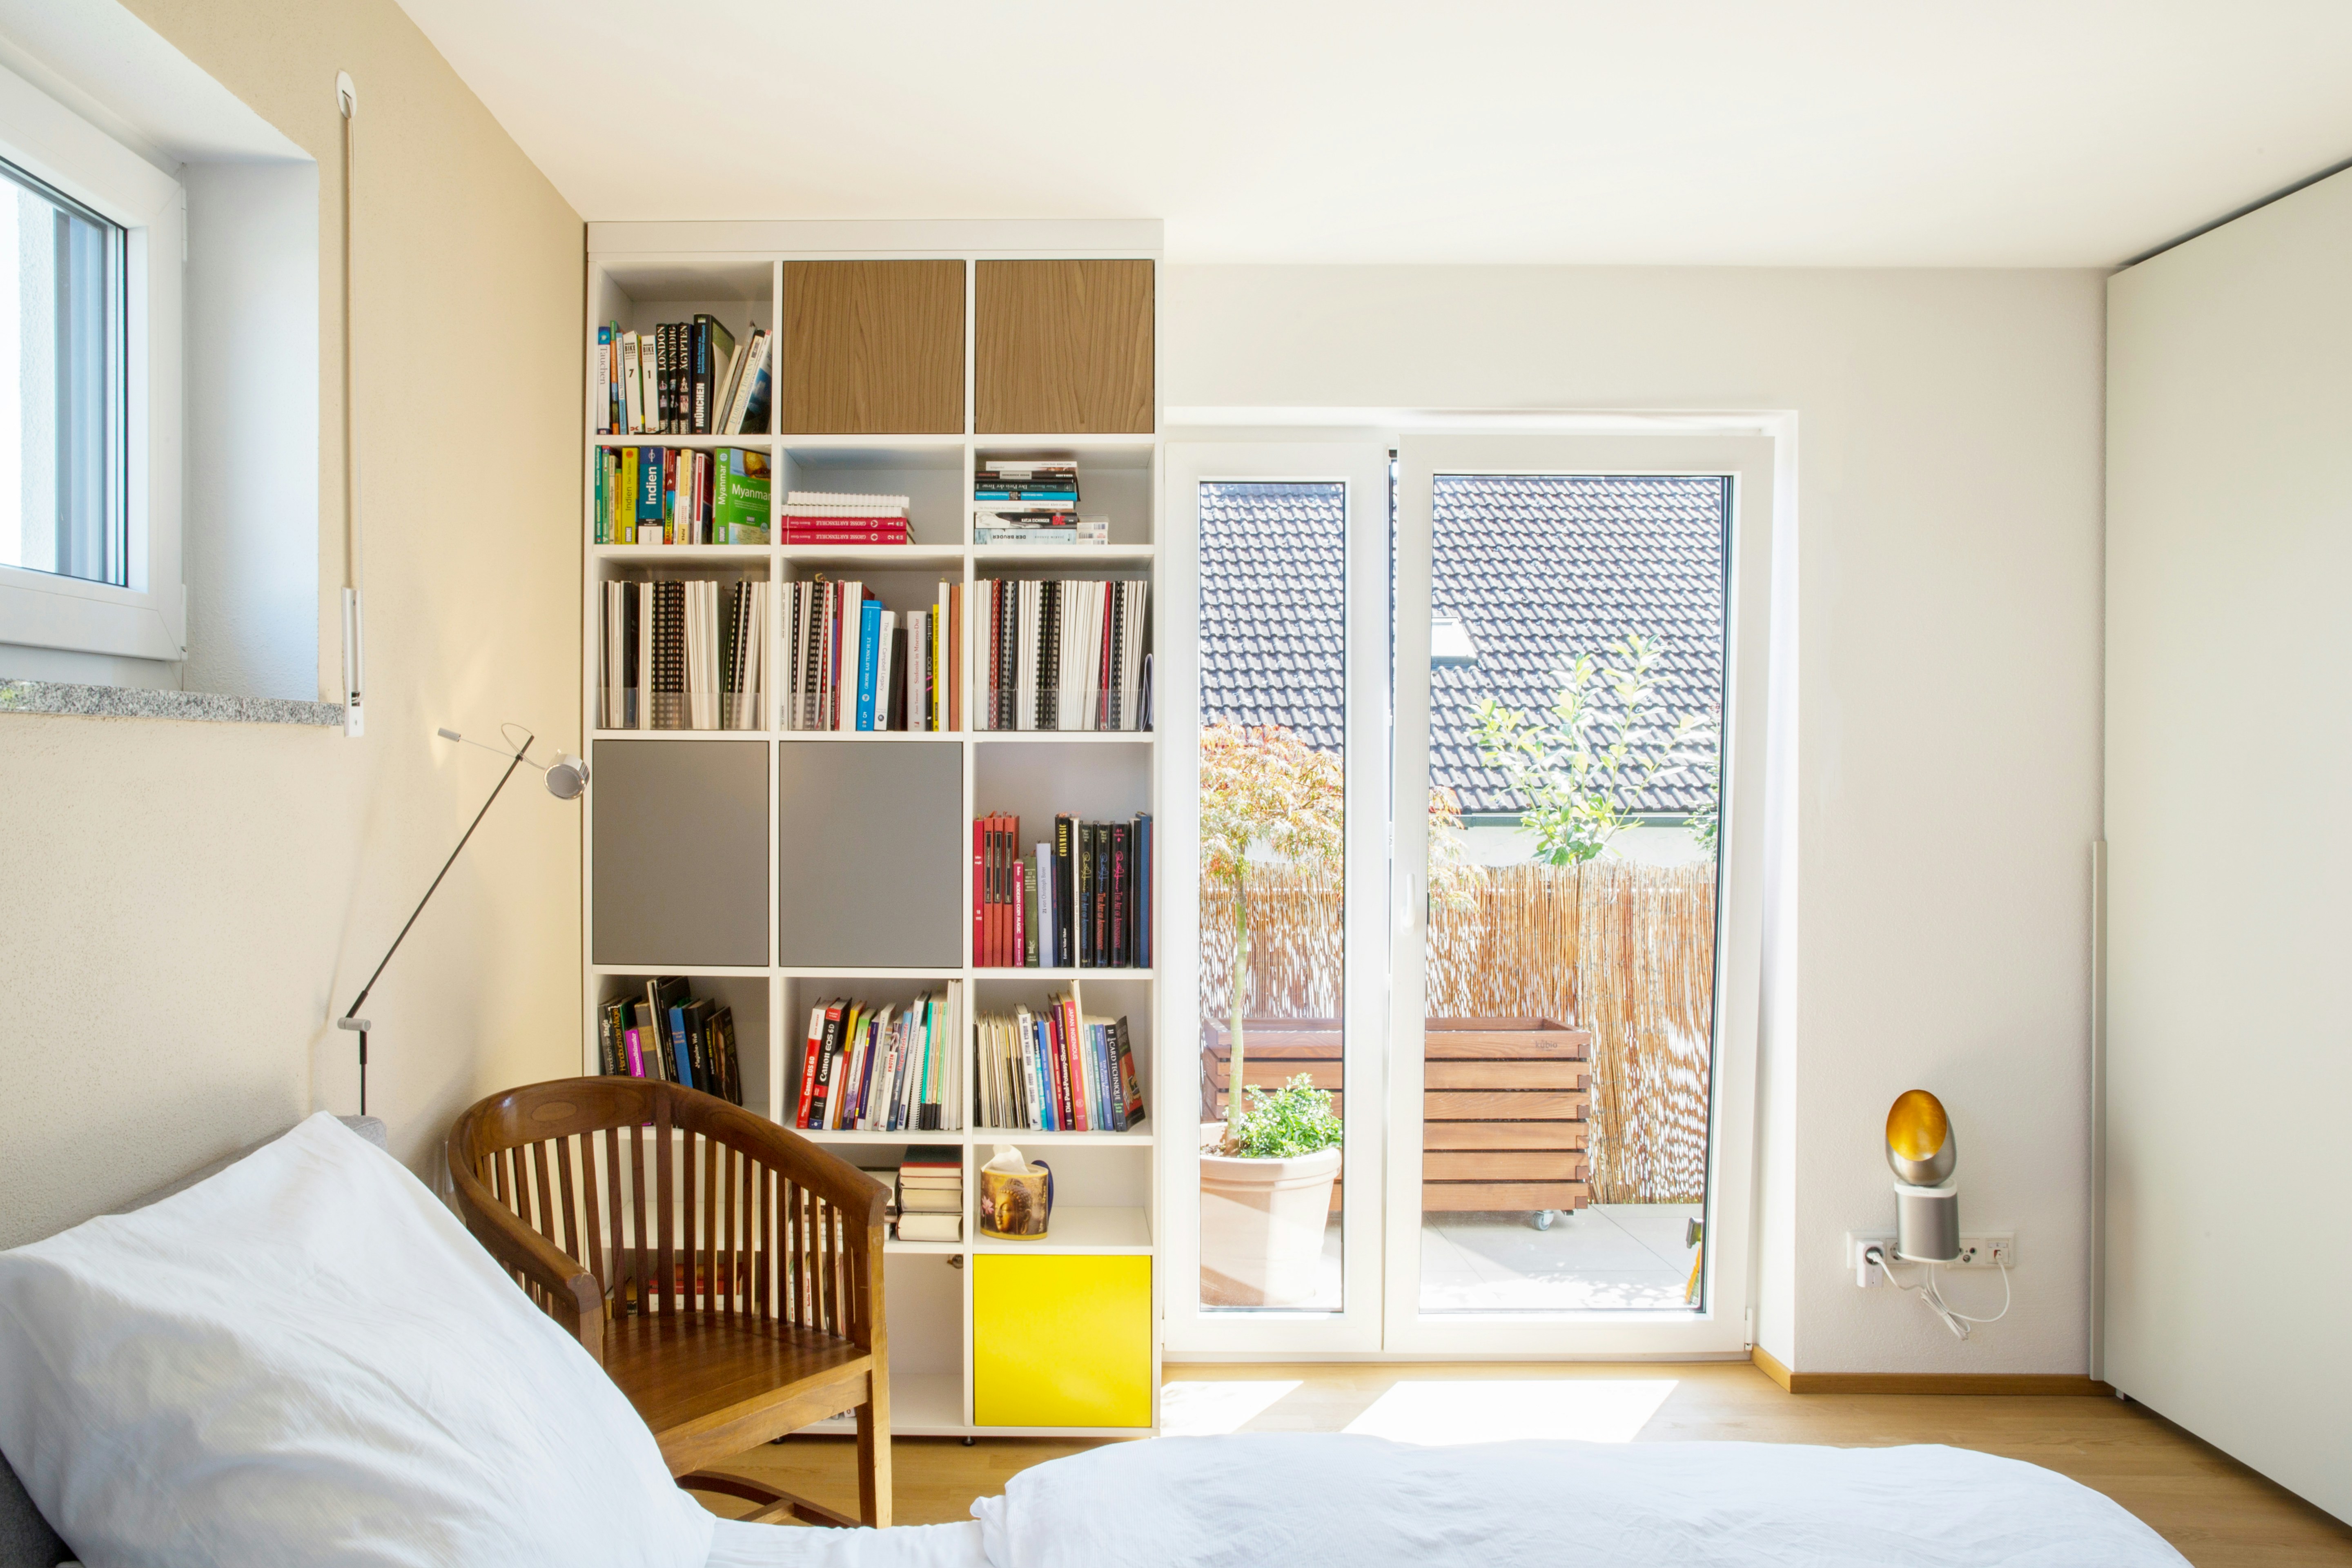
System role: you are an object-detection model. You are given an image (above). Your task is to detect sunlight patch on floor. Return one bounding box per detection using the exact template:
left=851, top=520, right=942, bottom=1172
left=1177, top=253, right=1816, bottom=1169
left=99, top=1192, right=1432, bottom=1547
left=1341, top=1379, right=1678, bottom=1444
left=1159, top=1379, right=1305, bottom=1436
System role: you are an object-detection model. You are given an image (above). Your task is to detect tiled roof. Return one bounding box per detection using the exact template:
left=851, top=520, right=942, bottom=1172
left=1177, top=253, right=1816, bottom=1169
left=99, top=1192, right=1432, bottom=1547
left=1200, top=474, right=1724, bottom=816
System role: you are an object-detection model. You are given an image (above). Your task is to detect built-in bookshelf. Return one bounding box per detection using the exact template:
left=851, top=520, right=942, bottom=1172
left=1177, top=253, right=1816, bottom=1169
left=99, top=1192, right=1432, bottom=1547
left=581, top=226, right=1162, bottom=1440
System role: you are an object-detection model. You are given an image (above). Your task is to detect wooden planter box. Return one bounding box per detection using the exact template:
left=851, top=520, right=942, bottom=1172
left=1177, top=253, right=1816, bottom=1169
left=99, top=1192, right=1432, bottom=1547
left=1201, top=1018, right=1592, bottom=1216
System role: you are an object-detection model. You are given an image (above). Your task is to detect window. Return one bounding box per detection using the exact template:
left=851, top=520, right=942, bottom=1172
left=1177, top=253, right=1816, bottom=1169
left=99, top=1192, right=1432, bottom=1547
left=0, top=60, right=183, bottom=669
left=0, top=156, right=127, bottom=587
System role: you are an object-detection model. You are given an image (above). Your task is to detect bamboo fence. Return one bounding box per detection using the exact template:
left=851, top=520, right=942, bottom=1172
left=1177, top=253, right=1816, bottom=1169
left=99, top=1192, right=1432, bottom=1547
left=1200, top=860, right=1717, bottom=1203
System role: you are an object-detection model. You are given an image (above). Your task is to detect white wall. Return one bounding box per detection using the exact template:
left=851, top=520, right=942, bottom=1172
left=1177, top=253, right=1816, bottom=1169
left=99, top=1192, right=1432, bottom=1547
left=2105, top=171, right=2352, bottom=1520
left=1165, top=265, right=2105, bottom=1372
left=0, top=0, right=583, bottom=1246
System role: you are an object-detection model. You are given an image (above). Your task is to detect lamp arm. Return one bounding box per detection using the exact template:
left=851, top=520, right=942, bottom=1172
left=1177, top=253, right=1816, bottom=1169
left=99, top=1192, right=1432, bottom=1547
left=340, top=732, right=534, bottom=1026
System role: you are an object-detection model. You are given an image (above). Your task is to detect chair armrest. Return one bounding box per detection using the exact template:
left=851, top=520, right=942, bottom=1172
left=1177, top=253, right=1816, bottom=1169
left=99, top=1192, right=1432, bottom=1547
left=446, top=1154, right=606, bottom=1364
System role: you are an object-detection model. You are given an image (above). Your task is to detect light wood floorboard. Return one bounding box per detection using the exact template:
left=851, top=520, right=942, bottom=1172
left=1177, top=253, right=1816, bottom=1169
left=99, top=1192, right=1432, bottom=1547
left=709, top=1361, right=2352, bottom=1566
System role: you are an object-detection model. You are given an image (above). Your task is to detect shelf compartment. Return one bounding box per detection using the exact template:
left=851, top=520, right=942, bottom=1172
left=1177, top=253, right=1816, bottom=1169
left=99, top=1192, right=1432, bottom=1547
left=588, top=971, right=771, bottom=1113
left=800, top=1370, right=962, bottom=1437
left=971, top=443, right=1153, bottom=547
left=778, top=439, right=965, bottom=550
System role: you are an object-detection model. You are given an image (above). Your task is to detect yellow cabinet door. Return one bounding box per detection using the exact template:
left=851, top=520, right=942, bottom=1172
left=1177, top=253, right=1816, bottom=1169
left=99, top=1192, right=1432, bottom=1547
left=973, top=1254, right=1153, bottom=1428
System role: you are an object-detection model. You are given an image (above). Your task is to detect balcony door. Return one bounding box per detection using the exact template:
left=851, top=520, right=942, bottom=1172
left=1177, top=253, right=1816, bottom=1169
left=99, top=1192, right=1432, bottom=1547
left=1160, top=430, right=1775, bottom=1358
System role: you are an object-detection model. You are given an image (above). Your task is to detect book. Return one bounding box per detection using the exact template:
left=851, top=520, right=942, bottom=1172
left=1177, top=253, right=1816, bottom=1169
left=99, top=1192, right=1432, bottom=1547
left=855, top=597, right=882, bottom=731
left=692, top=314, right=735, bottom=434
left=711, top=448, right=771, bottom=544
left=719, top=330, right=770, bottom=434
left=894, top=1212, right=962, bottom=1243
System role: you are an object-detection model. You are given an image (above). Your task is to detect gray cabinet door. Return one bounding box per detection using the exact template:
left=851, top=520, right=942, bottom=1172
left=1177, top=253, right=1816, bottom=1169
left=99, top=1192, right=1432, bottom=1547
left=592, top=741, right=768, bottom=968
left=778, top=741, right=964, bottom=968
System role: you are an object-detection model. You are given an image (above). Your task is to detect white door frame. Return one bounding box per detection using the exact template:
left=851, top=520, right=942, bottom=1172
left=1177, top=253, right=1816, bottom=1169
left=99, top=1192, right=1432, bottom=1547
left=1159, top=441, right=1393, bottom=1355
left=1385, top=431, right=1778, bottom=1356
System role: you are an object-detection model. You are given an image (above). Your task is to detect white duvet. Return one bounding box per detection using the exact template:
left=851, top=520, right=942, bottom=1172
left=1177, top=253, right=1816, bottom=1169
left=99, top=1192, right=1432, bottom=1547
left=706, top=1431, right=2187, bottom=1568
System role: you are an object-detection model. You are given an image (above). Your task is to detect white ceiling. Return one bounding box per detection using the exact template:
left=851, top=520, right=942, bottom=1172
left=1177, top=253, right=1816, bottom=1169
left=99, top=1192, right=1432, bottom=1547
left=391, top=0, right=2352, bottom=266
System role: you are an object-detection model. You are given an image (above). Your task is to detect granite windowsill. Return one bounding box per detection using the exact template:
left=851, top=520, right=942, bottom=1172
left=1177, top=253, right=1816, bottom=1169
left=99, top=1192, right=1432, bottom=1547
left=0, top=679, right=345, bottom=727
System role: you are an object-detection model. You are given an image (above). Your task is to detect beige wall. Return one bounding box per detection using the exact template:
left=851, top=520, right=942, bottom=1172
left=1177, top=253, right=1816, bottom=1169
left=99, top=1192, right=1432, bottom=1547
left=2105, top=170, right=2352, bottom=1521
left=1164, top=265, right=2105, bottom=1373
left=0, top=0, right=583, bottom=1245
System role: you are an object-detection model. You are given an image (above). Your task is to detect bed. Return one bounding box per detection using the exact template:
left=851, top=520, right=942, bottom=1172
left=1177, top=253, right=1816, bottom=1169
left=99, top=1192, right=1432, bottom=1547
left=0, top=1116, right=2186, bottom=1568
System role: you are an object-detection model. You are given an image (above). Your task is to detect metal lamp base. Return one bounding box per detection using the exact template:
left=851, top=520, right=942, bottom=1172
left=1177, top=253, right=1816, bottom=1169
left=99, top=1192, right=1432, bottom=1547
left=1894, top=1180, right=1960, bottom=1263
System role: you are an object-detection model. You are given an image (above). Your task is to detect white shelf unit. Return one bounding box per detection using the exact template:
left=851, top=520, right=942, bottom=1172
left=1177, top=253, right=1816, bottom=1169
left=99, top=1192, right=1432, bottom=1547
left=582, top=229, right=1162, bottom=1440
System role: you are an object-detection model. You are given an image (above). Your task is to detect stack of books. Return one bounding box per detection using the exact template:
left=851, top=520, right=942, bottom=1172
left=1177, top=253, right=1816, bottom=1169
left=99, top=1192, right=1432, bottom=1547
left=975, top=997, right=1145, bottom=1132
left=783, top=579, right=962, bottom=732
left=790, top=988, right=965, bottom=1132
left=972, top=460, right=1107, bottom=546
left=599, top=578, right=768, bottom=731
left=594, top=445, right=769, bottom=545
left=894, top=1147, right=963, bottom=1242
left=973, top=812, right=1153, bottom=969
left=782, top=490, right=910, bottom=547
left=978, top=577, right=1151, bottom=731
left=595, top=976, right=744, bottom=1104
left=595, top=318, right=771, bottom=436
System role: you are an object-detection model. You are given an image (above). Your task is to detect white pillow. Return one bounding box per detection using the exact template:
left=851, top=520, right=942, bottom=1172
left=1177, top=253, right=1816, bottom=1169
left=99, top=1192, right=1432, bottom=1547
left=0, top=1112, right=713, bottom=1568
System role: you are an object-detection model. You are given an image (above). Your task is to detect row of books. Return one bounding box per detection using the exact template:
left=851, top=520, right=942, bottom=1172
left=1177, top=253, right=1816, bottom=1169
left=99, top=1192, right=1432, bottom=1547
left=865, top=1147, right=962, bottom=1243
left=595, top=318, right=772, bottom=437
left=784, top=490, right=910, bottom=547
left=791, top=988, right=966, bottom=1132
left=599, top=579, right=768, bottom=731
left=978, top=577, right=1151, bottom=732
left=783, top=578, right=963, bottom=732
left=975, top=998, right=1145, bottom=1133
left=595, top=977, right=745, bottom=1103
left=593, top=446, right=771, bottom=545
left=975, top=813, right=1154, bottom=969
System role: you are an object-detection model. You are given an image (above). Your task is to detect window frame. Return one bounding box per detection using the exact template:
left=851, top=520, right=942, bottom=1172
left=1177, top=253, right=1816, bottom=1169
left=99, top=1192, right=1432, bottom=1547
left=0, top=59, right=183, bottom=664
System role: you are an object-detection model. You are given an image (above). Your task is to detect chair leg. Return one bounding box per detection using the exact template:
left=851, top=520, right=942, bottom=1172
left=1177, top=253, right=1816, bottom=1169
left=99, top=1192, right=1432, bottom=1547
left=679, top=1471, right=858, bottom=1528
left=854, top=1371, right=892, bottom=1528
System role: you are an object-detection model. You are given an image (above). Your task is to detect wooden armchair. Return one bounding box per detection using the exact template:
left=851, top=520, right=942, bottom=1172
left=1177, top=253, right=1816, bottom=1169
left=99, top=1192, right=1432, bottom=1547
left=448, top=1077, right=889, bottom=1527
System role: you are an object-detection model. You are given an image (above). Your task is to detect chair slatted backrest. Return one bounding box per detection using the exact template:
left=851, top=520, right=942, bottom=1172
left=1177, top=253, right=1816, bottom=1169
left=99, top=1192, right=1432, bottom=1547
left=450, top=1079, right=876, bottom=1355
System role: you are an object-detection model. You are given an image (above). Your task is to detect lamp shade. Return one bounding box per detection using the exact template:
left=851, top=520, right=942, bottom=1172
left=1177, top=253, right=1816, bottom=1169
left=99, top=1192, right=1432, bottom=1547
left=1885, top=1089, right=1956, bottom=1187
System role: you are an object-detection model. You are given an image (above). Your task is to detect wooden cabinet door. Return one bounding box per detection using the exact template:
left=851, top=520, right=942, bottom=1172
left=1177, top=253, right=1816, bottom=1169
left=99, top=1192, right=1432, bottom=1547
left=976, top=259, right=1154, bottom=434
left=781, top=260, right=964, bottom=434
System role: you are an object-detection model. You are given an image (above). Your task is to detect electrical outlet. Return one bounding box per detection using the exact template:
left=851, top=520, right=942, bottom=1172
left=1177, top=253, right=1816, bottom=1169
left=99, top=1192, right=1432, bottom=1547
left=1846, top=1231, right=1895, bottom=1287
left=1951, top=1233, right=2016, bottom=1268
left=1848, top=1229, right=2015, bottom=1283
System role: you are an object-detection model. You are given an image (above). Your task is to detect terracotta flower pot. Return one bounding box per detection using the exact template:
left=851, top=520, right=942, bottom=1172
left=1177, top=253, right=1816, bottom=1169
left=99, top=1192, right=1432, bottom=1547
left=1198, top=1140, right=1341, bottom=1307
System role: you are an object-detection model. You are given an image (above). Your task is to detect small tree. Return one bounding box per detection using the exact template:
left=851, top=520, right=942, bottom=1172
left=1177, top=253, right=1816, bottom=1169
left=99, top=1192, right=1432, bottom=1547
left=1200, top=721, right=1472, bottom=1150
left=1468, top=633, right=1714, bottom=864
left=1200, top=722, right=1343, bottom=1148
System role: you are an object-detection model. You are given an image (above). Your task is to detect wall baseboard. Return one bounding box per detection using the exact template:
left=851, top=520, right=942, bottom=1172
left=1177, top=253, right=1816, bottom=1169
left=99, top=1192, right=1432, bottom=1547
left=1751, top=1347, right=2112, bottom=1396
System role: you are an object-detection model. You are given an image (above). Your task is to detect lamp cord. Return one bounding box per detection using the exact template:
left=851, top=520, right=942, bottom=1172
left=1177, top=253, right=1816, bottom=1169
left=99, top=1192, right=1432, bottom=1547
left=1867, top=1245, right=2012, bottom=1341
left=339, top=732, right=534, bottom=1111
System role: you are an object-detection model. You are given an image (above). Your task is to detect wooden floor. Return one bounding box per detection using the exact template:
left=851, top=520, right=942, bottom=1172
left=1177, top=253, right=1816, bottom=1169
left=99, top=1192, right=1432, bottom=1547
left=712, top=1361, right=2352, bottom=1566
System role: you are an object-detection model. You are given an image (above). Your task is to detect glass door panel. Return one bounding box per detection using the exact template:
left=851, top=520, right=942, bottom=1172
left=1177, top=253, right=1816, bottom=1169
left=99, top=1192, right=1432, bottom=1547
left=1162, top=443, right=1390, bottom=1355
left=1389, top=434, right=1771, bottom=1355
left=1197, top=480, right=1349, bottom=1313
left=1419, top=472, right=1725, bottom=1313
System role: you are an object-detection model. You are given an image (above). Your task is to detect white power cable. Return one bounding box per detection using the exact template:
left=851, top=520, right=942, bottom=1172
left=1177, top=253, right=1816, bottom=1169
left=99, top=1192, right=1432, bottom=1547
left=1865, top=1246, right=2011, bottom=1341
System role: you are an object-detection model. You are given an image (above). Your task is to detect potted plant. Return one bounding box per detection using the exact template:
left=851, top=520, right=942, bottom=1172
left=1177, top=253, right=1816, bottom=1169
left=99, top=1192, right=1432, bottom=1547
left=1198, top=1075, right=1345, bottom=1307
